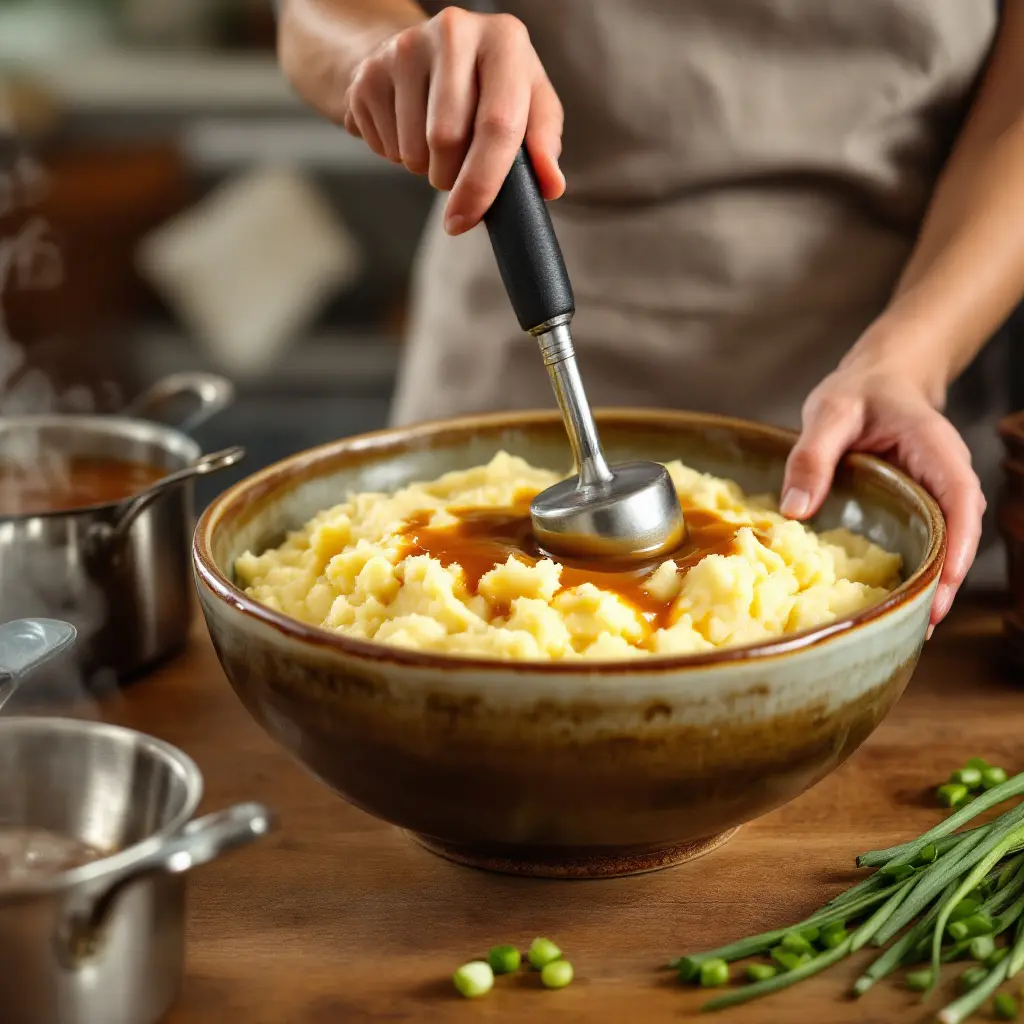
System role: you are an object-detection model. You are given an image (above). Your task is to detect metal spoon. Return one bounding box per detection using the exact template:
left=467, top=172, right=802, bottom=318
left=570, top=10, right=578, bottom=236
left=0, top=618, right=77, bottom=712
left=483, top=147, right=685, bottom=560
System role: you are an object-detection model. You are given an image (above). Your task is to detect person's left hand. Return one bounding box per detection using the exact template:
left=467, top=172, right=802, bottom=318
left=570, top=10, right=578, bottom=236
left=780, top=358, right=985, bottom=630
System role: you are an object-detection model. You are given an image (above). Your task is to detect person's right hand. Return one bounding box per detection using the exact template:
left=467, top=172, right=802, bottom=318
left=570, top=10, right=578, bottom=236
left=293, top=5, right=565, bottom=235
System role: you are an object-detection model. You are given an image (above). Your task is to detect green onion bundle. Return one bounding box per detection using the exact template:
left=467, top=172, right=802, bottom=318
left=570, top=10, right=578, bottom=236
left=672, top=759, right=1024, bottom=1022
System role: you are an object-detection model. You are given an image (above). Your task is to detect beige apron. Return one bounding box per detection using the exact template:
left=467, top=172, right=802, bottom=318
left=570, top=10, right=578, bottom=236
left=393, top=0, right=1006, bottom=584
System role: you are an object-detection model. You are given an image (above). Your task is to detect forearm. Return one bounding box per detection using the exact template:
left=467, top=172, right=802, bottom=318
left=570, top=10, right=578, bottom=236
left=846, top=7, right=1024, bottom=406
left=278, top=0, right=426, bottom=121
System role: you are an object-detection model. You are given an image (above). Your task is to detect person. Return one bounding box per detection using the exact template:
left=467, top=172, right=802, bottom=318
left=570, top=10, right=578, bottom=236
left=276, top=0, right=1024, bottom=630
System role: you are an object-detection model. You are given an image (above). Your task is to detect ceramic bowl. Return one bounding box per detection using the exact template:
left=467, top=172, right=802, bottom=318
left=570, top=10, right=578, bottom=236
left=193, top=410, right=944, bottom=878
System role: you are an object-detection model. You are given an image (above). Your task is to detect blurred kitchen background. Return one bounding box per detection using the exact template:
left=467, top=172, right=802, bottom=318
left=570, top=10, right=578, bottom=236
left=1, top=0, right=1022, bottom=514
left=0, top=0, right=436, bottom=508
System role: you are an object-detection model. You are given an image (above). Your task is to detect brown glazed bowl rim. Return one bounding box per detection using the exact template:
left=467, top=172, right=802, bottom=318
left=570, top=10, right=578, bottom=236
left=193, top=409, right=946, bottom=674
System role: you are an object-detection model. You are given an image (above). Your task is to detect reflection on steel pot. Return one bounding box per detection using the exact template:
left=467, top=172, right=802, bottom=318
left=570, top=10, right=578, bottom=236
left=0, top=373, right=242, bottom=683
left=0, top=717, right=274, bottom=1024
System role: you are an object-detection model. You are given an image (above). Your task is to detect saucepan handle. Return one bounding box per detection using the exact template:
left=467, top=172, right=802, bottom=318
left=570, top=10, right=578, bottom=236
left=92, top=446, right=246, bottom=551
left=58, top=802, right=274, bottom=964
left=122, top=372, right=234, bottom=434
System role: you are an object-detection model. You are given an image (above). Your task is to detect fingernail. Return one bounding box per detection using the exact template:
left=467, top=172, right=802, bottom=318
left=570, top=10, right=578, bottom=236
left=780, top=488, right=810, bottom=519
left=445, top=214, right=466, bottom=235
left=926, top=624, right=935, bottom=641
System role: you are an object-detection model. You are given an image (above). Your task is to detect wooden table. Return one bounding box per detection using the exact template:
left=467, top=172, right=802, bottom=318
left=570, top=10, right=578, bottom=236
left=90, top=597, right=1021, bottom=1023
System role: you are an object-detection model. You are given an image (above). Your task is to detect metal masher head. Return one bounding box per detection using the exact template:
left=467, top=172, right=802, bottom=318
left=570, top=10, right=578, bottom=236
left=483, top=146, right=686, bottom=562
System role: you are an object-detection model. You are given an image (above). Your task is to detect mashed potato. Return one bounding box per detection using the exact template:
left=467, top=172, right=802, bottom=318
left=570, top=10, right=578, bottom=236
left=235, top=452, right=901, bottom=661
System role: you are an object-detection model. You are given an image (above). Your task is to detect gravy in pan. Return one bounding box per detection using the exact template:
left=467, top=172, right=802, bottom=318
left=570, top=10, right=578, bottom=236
left=0, top=455, right=166, bottom=516
left=0, top=826, right=106, bottom=885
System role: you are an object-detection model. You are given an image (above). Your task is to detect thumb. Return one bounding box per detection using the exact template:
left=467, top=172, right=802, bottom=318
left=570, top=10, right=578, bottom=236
left=781, top=395, right=863, bottom=519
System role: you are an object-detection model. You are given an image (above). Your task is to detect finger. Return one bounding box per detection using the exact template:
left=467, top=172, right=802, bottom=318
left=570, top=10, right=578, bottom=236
left=444, top=34, right=532, bottom=231
left=909, top=429, right=984, bottom=625
left=393, top=39, right=430, bottom=174
left=362, top=77, right=400, bottom=162
left=524, top=74, right=565, bottom=199
left=781, top=393, right=864, bottom=519
left=424, top=18, right=477, bottom=196
left=348, top=94, right=385, bottom=157
left=343, top=101, right=362, bottom=139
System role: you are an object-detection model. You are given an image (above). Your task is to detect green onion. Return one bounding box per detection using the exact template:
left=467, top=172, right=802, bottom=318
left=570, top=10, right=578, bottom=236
left=745, top=963, right=777, bottom=983
left=965, top=758, right=991, bottom=772
left=968, top=934, right=996, bottom=961
left=939, top=958, right=1010, bottom=1024
left=541, top=959, right=573, bottom=990
left=987, top=947, right=1010, bottom=968
left=985, top=767, right=1011, bottom=791
left=698, top=959, right=729, bottom=987
left=858, top=772, right=1024, bottom=869
left=929, top=823, right=1024, bottom=995
left=949, top=898, right=982, bottom=922
left=487, top=944, right=521, bottom=975
left=949, top=912, right=994, bottom=942
left=905, top=968, right=933, bottom=991
left=453, top=961, right=494, bottom=999
left=527, top=937, right=562, bottom=970
left=798, top=925, right=819, bottom=943
left=951, top=767, right=984, bottom=789
left=994, top=993, right=1020, bottom=1021
left=673, top=956, right=700, bottom=982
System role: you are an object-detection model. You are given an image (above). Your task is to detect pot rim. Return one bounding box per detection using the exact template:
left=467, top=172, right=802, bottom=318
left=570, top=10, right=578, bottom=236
left=0, top=414, right=202, bottom=521
left=0, top=717, right=203, bottom=900
left=193, top=408, right=946, bottom=674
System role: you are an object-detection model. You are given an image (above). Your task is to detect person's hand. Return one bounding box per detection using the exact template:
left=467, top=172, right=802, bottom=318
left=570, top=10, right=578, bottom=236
left=781, top=359, right=985, bottom=630
left=327, top=6, right=564, bottom=233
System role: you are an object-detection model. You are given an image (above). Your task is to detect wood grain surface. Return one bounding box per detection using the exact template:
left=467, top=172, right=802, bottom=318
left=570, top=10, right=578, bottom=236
left=87, top=596, right=1023, bottom=1023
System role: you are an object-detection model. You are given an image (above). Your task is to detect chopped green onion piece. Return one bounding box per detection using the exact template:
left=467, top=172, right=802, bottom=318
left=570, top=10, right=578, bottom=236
left=994, top=992, right=1019, bottom=1020
left=698, top=959, right=729, bottom=987
left=541, top=959, right=574, bottom=990
left=453, top=961, right=494, bottom=999
left=527, top=937, right=562, bottom=970
left=674, top=956, right=700, bottom=982
left=951, top=790, right=975, bottom=811
left=881, top=862, right=917, bottom=882
left=938, top=783, right=970, bottom=808
left=780, top=932, right=815, bottom=956
left=987, top=947, right=1011, bottom=968
left=950, top=898, right=982, bottom=922
left=965, top=757, right=991, bottom=772
left=770, top=947, right=807, bottom=972
left=914, top=843, right=938, bottom=866
left=905, top=968, right=933, bottom=991
left=969, top=935, right=996, bottom=961
left=745, top=963, right=777, bottom=983
left=798, top=926, right=819, bottom=943
left=983, top=767, right=1010, bottom=790
left=951, top=767, right=984, bottom=788
left=487, top=944, right=521, bottom=975
left=958, top=965, right=989, bottom=993
left=819, top=923, right=848, bottom=950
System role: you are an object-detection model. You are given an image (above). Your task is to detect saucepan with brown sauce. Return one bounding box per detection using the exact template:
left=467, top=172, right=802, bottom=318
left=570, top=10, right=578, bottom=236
left=0, top=716, right=274, bottom=1024
left=0, top=373, right=243, bottom=684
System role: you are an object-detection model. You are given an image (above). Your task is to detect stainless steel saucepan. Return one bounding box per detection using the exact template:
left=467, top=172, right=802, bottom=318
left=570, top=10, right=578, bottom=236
left=0, top=373, right=244, bottom=683
left=0, top=717, right=274, bottom=1024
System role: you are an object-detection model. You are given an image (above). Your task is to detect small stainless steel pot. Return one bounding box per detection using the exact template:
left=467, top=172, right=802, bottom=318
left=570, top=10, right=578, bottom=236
left=0, top=716, right=274, bottom=1024
left=0, top=373, right=242, bottom=682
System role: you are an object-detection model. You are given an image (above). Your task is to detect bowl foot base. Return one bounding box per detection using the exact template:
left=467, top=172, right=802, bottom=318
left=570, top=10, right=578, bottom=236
left=406, top=828, right=739, bottom=879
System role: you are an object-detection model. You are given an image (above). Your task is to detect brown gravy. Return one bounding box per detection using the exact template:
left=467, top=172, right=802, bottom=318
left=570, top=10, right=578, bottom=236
left=0, top=826, right=105, bottom=885
left=0, top=455, right=166, bottom=516
left=399, top=501, right=760, bottom=630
